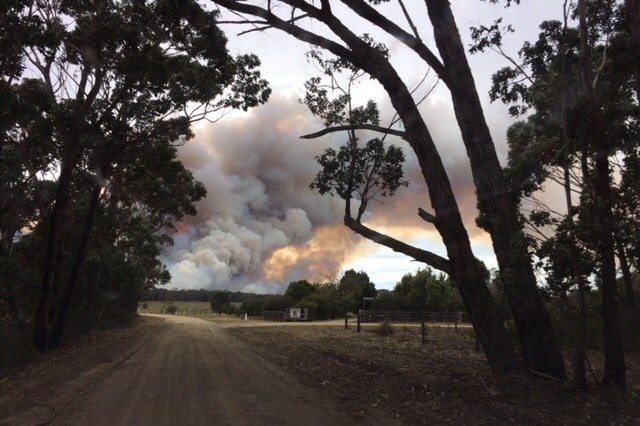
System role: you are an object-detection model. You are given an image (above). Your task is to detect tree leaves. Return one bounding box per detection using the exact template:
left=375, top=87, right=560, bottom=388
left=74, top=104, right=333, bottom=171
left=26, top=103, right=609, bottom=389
left=310, top=138, right=408, bottom=216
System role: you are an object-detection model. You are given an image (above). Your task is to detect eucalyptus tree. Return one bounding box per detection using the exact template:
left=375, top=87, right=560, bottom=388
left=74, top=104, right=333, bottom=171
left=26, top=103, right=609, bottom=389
left=285, top=280, right=316, bottom=303
left=2, top=0, right=270, bottom=351
left=52, top=130, right=207, bottom=340
left=338, top=269, right=377, bottom=301
left=476, top=0, right=636, bottom=391
left=395, top=267, right=463, bottom=312
left=208, top=0, right=570, bottom=377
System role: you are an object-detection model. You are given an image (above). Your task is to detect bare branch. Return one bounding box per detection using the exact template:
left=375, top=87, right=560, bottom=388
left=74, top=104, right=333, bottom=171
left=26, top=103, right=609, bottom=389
left=214, top=0, right=360, bottom=67
left=344, top=216, right=451, bottom=274
left=398, top=0, right=422, bottom=41
left=301, top=124, right=406, bottom=139
left=418, top=207, right=436, bottom=223
left=340, top=0, right=447, bottom=81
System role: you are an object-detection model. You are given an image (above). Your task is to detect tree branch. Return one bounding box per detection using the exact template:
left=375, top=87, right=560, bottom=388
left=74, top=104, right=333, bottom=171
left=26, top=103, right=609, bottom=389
left=341, top=0, right=448, bottom=81
left=418, top=207, right=436, bottom=223
left=213, top=0, right=361, bottom=67
left=300, top=124, right=406, bottom=139
left=398, top=0, right=422, bottom=41
left=344, top=216, right=451, bottom=274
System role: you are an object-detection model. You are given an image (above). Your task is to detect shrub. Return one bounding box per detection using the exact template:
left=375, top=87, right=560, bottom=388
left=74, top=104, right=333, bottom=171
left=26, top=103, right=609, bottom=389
left=166, top=305, right=178, bottom=315
left=377, top=318, right=394, bottom=336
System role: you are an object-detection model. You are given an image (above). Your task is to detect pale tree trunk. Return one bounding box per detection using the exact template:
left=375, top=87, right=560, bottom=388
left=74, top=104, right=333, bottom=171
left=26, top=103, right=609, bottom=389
left=425, top=0, right=566, bottom=379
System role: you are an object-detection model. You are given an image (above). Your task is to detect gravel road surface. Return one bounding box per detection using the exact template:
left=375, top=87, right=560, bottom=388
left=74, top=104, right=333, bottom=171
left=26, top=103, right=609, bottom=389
left=1, top=315, right=400, bottom=426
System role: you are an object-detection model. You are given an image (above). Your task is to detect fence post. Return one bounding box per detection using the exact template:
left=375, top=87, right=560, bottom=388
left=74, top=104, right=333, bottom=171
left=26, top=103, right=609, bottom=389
left=357, top=314, right=361, bottom=333
left=344, top=315, right=348, bottom=329
left=421, top=320, right=426, bottom=345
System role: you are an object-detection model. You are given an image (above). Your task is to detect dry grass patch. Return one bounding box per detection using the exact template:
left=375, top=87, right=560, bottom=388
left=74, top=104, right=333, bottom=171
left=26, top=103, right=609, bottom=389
left=229, top=325, right=640, bottom=425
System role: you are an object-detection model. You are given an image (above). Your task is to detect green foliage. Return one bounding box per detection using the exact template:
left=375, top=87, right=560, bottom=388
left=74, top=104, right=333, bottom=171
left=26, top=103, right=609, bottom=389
left=143, top=301, right=212, bottom=314
left=338, top=270, right=376, bottom=299
left=294, top=292, right=333, bottom=320
left=294, top=283, right=354, bottom=319
left=481, top=2, right=640, bottom=299
left=284, top=280, right=316, bottom=303
left=310, top=138, right=408, bottom=220
left=370, top=291, right=412, bottom=311
left=0, top=232, right=43, bottom=325
left=469, top=18, right=515, bottom=55
left=210, top=291, right=232, bottom=314
left=547, top=285, right=640, bottom=352
left=303, top=46, right=407, bottom=221
left=394, top=268, right=463, bottom=312
left=166, top=305, right=178, bottom=315
left=303, top=46, right=384, bottom=127
left=240, top=295, right=292, bottom=315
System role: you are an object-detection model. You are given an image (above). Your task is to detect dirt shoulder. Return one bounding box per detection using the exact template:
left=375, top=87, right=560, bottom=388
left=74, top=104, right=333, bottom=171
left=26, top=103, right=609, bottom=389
left=227, top=322, right=640, bottom=425
left=0, top=316, right=164, bottom=425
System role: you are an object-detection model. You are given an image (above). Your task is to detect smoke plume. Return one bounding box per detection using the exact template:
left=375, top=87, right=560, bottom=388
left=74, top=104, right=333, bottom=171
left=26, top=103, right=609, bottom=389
left=161, top=94, right=491, bottom=293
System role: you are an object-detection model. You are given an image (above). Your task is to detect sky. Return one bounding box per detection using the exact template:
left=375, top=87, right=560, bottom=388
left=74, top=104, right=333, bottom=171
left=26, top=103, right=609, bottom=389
left=160, top=1, right=568, bottom=293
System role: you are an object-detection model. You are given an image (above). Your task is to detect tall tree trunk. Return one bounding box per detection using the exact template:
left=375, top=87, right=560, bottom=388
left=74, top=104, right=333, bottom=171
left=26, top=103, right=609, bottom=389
left=578, top=0, right=626, bottom=392
left=425, top=0, right=566, bottom=379
left=49, top=184, right=101, bottom=349
left=368, top=59, right=519, bottom=376
left=574, top=280, right=588, bottom=389
left=32, top=143, right=83, bottom=353
left=558, top=7, right=587, bottom=388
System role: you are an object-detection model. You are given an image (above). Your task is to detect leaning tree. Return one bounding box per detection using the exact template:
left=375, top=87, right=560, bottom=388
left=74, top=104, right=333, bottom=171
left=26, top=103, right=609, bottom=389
left=208, top=0, right=567, bottom=377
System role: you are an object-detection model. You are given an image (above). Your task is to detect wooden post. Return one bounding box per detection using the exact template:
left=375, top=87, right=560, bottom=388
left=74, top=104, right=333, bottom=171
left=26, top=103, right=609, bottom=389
left=344, top=315, right=348, bottom=329
left=357, top=314, right=361, bottom=333
left=421, top=320, right=426, bottom=345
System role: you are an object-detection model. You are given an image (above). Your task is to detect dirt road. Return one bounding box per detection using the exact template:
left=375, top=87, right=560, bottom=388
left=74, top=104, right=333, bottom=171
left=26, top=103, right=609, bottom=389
left=0, top=315, right=400, bottom=426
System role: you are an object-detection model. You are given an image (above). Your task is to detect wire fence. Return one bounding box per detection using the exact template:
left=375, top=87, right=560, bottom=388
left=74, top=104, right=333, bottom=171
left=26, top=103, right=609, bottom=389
left=358, top=311, right=469, bottom=325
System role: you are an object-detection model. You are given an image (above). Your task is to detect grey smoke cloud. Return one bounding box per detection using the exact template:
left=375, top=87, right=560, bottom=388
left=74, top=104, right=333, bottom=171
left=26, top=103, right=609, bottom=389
left=161, top=93, right=494, bottom=293
left=161, top=94, right=362, bottom=293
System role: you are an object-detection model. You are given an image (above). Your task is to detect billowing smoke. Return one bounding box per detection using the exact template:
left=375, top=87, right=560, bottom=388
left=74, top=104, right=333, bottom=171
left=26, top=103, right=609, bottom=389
left=161, top=95, right=370, bottom=293
left=161, top=94, right=493, bottom=293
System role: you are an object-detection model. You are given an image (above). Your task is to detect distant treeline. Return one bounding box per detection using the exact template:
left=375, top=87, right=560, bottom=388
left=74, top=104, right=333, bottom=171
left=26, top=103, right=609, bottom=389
left=143, top=288, right=259, bottom=304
